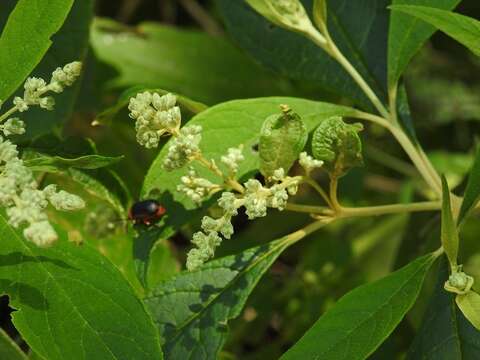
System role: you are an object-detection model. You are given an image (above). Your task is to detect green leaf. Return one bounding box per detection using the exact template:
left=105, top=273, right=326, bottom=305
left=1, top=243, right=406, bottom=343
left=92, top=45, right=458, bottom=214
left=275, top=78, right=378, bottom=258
left=0, top=328, right=28, bottom=360
left=0, top=0, right=74, bottom=101
left=408, top=260, right=480, bottom=359
left=144, top=235, right=294, bottom=360
left=215, top=0, right=390, bottom=110
left=133, top=226, right=175, bottom=291
left=311, top=116, right=364, bottom=176
left=259, top=106, right=307, bottom=178
left=23, top=153, right=123, bottom=172
left=441, top=176, right=459, bottom=269
left=94, top=86, right=208, bottom=127
left=142, top=97, right=357, bottom=209
left=456, top=291, right=480, bottom=330
left=280, top=253, right=437, bottom=360
left=0, top=216, right=163, bottom=360
left=68, top=168, right=126, bottom=216
left=387, top=0, right=460, bottom=90
left=90, top=19, right=292, bottom=105
left=391, top=5, right=480, bottom=58
left=14, top=0, right=93, bottom=138
left=459, top=147, right=480, bottom=224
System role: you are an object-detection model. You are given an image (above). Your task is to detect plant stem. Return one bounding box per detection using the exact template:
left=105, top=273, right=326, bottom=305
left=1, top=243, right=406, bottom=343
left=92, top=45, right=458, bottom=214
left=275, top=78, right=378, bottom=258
left=339, top=201, right=441, bottom=218
left=301, top=176, right=333, bottom=208
left=0, top=106, right=18, bottom=123
left=307, top=30, right=389, bottom=119
left=329, top=176, right=340, bottom=211
left=354, top=110, right=441, bottom=195
left=194, top=154, right=245, bottom=193
left=285, top=218, right=334, bottom=246
left=285, top=201, right=440, bottom=218
left=285, top=203, right=331, bottom=214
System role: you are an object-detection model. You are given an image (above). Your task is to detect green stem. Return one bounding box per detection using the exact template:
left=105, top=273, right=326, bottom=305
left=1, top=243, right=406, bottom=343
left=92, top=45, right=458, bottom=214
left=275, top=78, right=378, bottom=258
left=285, top=203, right=331, bottom=214
left=339, top=201, right=441, bottom=218
left=285, top=218, right=334, bottom=246
left=307, top=29, right=389, bottom=119
left=330, top=176, right=340, bottom=211
left=301, top=176, right=333, bottom=208
left=0, top=106, right=18, bottom=123
left=285, top=200, right=440, bottom=218
left=354, top=110, right=441, bottom=195
left=195, top=154, right=245, bottom=193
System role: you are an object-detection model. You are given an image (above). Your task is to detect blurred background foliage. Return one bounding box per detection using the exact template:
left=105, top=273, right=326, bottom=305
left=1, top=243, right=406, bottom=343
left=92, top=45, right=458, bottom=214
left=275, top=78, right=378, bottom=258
left=1, top=0, right=480, bottom=358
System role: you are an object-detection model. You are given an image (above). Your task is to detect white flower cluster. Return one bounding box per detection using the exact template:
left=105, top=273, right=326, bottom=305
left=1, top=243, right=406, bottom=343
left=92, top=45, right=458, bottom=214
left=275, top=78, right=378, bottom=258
left=163, top=125, right=202, bottom=171
left=0, top=61, right=85, bottom=247
left=0, top=118, right=25, bottom=136
left=299, top=151, right=324, bottom=175
left=186, top=169, right=301, bottom=270
left=0, top=138, right=85, bottom=246
left=177, top=167, right=220, bottom=203
left=186, top=192, right=240, bottom=270
left=13, top=61, right=82, bottom=113
left=221, top=146, right=244, bottom=175
left=128, top=92, right=181, bottom=148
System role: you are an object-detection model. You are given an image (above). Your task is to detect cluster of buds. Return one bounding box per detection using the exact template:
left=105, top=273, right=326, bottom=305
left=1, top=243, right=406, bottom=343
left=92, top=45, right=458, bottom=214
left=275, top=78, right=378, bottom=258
left=444, top=268, right=475, bottom=295
left=128, top=92, right=181, bottom=148
left=186, top=167, right=301, bottom=270
left=13, top=61, right=82, bottom=113
left=0, top=61, right=85, bottom=247
left=0, top=138, right=84, bottom=246
left=299, top=151, right=324, bottom=175
left=163, top=125, right=202, bottom=170
left=221, top=146, right=244, bottom=175
left=177, top=167, right=221, bottom=203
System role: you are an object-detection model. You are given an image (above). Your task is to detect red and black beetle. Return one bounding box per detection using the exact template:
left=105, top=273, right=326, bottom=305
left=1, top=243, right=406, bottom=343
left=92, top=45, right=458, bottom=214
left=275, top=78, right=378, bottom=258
left=128, top=199, right=166, bottom=226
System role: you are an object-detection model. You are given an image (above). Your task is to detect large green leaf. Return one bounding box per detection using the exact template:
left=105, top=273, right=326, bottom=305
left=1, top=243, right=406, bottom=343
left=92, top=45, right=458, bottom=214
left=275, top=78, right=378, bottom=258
left=391, top=5, right=480, bottom=58
left=280, top=253, right=437, bottom=360
left=459, top=147, right=480, bottom=224
left=0, top=0, right=73, bottom=101
left=0, top=328, right=27, bottom=360
left=90, top=19, right=293, bottom=105
left=215, top=0, right=390, bottom=110
left=387, top=0, right=460, bottom=90
left=0, top=215, right=163, bottom=360
left=144, top=234, right=294, bottom=359
left=18, top=0, right=94, bottom=138
left=408, top=260, right=480, bottom=359
left=142, top=97, right=357, bottom=209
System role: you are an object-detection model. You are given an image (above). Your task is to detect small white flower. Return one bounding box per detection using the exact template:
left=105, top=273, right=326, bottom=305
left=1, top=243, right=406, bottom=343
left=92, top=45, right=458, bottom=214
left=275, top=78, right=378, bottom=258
left=163, top=125, right=202, bottom=170
left=2, top=118, right=26, bottom=136
left=50, top=61, right=82, bottom=91
left=221, top=146, right=244, bottom=174
left=47, top=189, right=85, bottom=211
left=129, top=92, right=182, bottom=148
left=299, top=151, right=324, bottom=174
left=218, top=192, right=239, bottom=216
left=13, top=97, right=28, bottom=112
left=244, top=179, right=269, bottom=219
left=177, top=167, right=219, bottom=203
left=272, top=168, right=285, bottom=181
left=23, top=221, right=58, bottom=247
left=0, top=138, right=19, bottom=163
left=267, top=184, right=289, bottom=210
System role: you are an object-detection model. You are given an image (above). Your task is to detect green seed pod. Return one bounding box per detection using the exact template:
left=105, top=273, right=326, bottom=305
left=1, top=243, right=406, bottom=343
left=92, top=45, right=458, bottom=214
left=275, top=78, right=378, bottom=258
left=311, top=116, right=364, bottom=177
left=259, top=105, right=307, bottom=179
